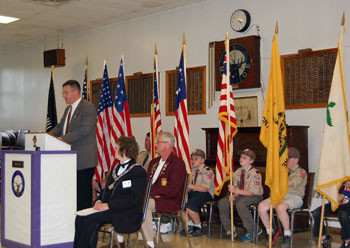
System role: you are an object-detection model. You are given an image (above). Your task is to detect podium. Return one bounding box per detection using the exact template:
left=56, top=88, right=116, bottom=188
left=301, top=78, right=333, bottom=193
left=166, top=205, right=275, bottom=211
left=1, top=133, right=77, bottom=247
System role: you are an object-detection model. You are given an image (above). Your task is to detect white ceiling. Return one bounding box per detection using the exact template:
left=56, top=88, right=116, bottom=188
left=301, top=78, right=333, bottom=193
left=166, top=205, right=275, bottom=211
left=0, top=0, right=204, bottom=50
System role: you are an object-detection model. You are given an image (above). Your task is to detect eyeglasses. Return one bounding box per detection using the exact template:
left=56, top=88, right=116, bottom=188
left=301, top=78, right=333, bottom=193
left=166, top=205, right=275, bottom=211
left=155, top=140, right=168, bottom=144
left=62, top=90, right=75, bottom=96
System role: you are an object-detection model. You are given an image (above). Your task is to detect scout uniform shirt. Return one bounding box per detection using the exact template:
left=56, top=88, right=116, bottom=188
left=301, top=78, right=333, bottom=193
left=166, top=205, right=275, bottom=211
left=136, top=151, right=151, bottom=172
left=339, top=180, right=350, bottom=204
left=288, top=164, right=307, bottom=198
left=191, top=164, right=215, bottom=198
left=233, top=166, right=263, bottom=195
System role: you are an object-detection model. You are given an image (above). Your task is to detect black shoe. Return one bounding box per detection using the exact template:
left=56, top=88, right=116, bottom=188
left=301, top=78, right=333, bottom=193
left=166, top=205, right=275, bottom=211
left=180, top=226, right=193, bottom=236
left=320, top=235, right=332, bottom=248
left=189, top=226, right=203, bottom=237
left=340, top=241, right=350, bottom=248
left=265, top=231, right=279, bottom=246
left=281, top=236, right=291, bottom=248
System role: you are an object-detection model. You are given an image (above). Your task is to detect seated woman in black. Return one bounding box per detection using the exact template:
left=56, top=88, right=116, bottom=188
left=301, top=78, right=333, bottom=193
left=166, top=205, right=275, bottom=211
left=74, top=136, right=147, bottom=248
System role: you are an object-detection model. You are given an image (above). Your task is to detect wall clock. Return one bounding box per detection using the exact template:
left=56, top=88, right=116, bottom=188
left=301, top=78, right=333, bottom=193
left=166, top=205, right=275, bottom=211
left=214, top=35, right=261, bottom=90
left=230, top=9, right=251, bottom=32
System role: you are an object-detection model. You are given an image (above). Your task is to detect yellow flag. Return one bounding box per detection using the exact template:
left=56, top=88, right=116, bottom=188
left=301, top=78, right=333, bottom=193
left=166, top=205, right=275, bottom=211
left=259, top=32, right=288, bottom=207
left=317, top=23, right=350, bottom=211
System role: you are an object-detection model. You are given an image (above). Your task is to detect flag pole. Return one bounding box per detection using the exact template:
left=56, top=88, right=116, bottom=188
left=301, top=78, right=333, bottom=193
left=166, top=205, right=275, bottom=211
left=85, top=56, right=89, bottom=101
left=50, top=65, right=56, bottom=106
left=224, top=32, right=234, bottom=242
left=182, top=33, right=190, bottom=233
left=151, top=44, right=157, bottom=159
left=51, top=65, right=55, bottom=90
left=317, top=196, right=326, bottom=248
left=267, top=20, right=279, bottom=248
left=340, top=12, right=350, bottom=158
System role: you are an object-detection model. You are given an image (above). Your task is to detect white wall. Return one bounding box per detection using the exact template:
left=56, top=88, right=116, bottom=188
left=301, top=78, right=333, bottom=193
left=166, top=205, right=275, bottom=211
left=1, top=0, right=350, bottom=175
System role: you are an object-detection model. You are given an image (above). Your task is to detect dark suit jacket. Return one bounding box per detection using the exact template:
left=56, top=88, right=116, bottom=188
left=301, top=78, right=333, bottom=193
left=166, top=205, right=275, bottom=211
left=147, top=153, right=187, bottom=213
left=50, top=98, right=97, bottom=170
left=98, top=160, right=147, bottom=234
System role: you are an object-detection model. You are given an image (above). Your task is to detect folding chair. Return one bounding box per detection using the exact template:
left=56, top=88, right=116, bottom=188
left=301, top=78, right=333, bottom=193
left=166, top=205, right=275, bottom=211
left=153, top=174, right=191, bottom=248
left=289, top=172, right=315, bottom=248
left=201, top=199, right=218, bottom=237
left=99, top=179, right=152, bottom=248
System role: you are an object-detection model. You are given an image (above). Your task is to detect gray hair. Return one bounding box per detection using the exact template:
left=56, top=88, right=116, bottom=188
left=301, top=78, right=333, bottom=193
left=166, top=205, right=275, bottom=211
left=156, top=132, right=175, bottom=148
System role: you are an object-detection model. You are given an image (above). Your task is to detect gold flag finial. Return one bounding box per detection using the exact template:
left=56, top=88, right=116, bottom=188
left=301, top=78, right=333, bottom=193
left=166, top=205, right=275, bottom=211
left=225, top=32, right=229, bottom=47
left=341, top=12, right=345, bottom=26
left=275, top=21, right=278, bottom=35
left=183, top=33, right=186, bottom=45
left=155, top=43, right=158, bottom=55
left=85, top=56, right=88, bottom=65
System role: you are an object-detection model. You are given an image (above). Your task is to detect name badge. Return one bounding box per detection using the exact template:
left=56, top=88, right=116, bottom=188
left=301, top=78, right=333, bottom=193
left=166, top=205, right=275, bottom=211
left=122, top=180, right=132, bottom=188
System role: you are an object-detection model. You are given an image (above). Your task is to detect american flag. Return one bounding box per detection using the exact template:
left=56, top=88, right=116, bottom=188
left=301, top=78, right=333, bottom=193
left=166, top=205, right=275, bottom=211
left=150, top=47, right=162, bottom=159
left=95, top=63, right=115, bottom=183
left=215, top=36, right=238, bottom=196
left=45, top=70, right=57, bottom=132
left=174, top=44, right=191, bottom=173
left=110, top=55, right=133, bottom=163
left=82, top=57, right=89, bottom=101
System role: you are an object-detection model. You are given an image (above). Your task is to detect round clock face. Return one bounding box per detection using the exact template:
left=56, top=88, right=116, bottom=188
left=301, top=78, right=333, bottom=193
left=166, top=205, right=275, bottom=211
left=219, top=43, right=251, bottom=85
left=12, top=170, right=25, bottom=197
left=230, top=9, right=251, bottom=32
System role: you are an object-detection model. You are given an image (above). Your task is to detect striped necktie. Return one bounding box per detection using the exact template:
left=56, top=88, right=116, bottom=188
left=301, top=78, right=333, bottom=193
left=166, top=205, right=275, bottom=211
left=65, top=105, right=72, bottom=134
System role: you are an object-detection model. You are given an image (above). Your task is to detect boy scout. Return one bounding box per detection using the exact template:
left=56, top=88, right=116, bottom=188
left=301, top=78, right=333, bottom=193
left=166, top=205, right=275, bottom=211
left=218, top=148, right=263, bottom=242
left=181, top=149, right=214, bottom=237
left=258, top=147, right=307, bottom=247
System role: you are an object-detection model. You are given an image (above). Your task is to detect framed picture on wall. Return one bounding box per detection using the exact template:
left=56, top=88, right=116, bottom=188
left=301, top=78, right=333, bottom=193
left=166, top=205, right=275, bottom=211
left=234, top=96, right=258, bottom=127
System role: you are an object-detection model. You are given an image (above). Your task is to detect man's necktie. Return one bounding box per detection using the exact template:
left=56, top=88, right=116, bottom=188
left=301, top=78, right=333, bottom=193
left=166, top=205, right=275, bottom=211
left=65, top=105, right=72, bottom=134
left=239, top=170, right=245, bottom=190
left=193, top=169, right=199, bottom=185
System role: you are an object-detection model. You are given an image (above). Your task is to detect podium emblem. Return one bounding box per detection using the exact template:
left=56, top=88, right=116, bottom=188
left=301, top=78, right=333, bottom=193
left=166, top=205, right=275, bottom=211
left=12, top=170, right=25, bottom=197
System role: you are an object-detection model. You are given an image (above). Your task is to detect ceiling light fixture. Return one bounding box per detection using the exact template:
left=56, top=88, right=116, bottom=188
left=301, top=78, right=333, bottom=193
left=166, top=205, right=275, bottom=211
left=0, top=15, right=19, bottom=24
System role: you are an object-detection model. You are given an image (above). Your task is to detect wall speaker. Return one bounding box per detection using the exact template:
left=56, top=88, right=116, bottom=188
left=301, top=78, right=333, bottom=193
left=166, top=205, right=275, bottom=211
left=43, top=49, right=65, bottom=68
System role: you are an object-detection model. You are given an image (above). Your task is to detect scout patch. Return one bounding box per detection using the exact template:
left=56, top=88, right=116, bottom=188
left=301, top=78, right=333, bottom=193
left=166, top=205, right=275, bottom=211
left=161, top=178, right=167, bottom=186
left=207, top=173, right=213, bottom=180
left=299, top=170, right=306, bottom=179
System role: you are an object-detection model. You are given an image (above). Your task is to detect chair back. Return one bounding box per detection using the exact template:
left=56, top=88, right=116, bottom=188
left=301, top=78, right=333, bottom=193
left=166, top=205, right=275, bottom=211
left=179, top=174, right=190, bottom=211
left=302, top=172, right=315, bottom=209
left=142, top=179, right=153, bottom=222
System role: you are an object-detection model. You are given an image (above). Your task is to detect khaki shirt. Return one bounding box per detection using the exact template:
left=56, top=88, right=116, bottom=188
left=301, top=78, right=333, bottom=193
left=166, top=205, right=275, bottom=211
left=233, top=166, right=263, bottom=196
left=191, top=164, right=215, bottom=198
left=136, top=151, right=151, bottom=172
left=288, top=164, right=307, bottom=198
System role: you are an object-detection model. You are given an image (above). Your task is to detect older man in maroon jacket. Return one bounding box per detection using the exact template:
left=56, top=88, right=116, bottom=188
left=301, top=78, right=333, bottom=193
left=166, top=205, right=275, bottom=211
left=142, top=132, right=187, bottom=248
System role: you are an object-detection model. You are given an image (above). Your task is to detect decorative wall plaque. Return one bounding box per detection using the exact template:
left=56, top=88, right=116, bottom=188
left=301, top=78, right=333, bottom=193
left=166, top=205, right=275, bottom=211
left=281, top=48, right=337, bottom=109
left=213, top=35, right=261, bottom=91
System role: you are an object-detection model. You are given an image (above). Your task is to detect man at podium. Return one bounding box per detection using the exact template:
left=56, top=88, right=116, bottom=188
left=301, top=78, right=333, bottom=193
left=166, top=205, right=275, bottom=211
left=50, top=79, right=97, bottom=211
